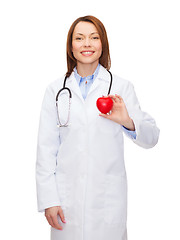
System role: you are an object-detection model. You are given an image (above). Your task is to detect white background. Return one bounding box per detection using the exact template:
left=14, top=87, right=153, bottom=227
left=0, top=0, right=180, bottom=239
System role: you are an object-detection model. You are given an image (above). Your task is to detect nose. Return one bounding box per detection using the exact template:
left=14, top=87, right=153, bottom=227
left=84, top=37, right=91, bottom=47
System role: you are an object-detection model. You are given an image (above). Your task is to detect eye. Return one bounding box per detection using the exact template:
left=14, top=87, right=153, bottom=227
left=75, top=37, right=83, bottom=40
left=92, top=36, right=100, bottom=40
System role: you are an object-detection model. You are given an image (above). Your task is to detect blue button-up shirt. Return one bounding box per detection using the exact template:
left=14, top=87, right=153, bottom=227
left=74, top=64, right=136, bottom=139
left=74, top=64, right=100, bottom=100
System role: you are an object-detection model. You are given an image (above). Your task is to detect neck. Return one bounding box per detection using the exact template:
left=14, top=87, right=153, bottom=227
left=76, top=61, right=99, bottom=77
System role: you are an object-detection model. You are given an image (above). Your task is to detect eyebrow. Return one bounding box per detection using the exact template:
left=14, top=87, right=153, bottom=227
left=75, top=32, right=99, bottom=36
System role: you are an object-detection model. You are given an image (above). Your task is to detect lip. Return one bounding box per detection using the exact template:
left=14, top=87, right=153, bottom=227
left=81, top=51, right=95, bottom=56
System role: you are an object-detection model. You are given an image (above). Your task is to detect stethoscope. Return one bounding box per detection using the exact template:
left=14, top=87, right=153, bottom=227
left=56, top=70, right=113, bottom=127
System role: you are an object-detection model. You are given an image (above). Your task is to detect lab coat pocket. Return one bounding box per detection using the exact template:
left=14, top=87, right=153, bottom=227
left=58, top=125, right=71, bottom=144
left=56, top=173, right=79, bottom=226
left=56, top=173, right=67, bottom=208
left=104, top=174, right=127, bottom=226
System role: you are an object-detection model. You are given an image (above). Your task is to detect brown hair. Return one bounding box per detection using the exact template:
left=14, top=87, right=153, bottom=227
left=66, top=15, right=111, bottom=77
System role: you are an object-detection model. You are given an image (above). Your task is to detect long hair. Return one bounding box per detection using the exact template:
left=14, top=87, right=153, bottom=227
left=66, top=15, right=111, bottom=77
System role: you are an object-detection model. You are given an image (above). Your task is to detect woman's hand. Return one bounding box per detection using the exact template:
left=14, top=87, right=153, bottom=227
left=99, top=94, right=135, bottom=131
left=45, top=206, right=66, bottom=230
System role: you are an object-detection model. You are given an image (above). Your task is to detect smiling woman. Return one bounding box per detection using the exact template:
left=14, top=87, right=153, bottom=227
left=36, top=15, right=160, bottom=240
left=71, top=21, right=102, bottom=76
left=66, top=15, right=111, bottom=77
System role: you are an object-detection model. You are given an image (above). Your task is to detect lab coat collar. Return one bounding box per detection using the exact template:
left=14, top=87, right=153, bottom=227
left=67, top=64, right=110, bottom=83
left=96, top=64, right=111, bottom=82
left=65, top=65, right=111, bottom=103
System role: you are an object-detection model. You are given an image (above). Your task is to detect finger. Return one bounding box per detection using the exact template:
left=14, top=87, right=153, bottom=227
left=108, top=94, right=122, bottom=100
left=46, top=215, right=55, bottom=228
left=107, top=94, right=116, bottom=99
left=115, top=94, right=123, bottom=101
left=108, top=95, right=120, bottom=103
left=58, top=208, right=66, bottom=223
left=99, top=113, right=110, bottom=118
left=51, top=215, right=63, bottom=230
left=107, top=95, right=116, bottom=103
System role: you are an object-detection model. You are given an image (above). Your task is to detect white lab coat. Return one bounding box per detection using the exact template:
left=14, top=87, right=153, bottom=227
left=36, top=65, right=159, bottom=240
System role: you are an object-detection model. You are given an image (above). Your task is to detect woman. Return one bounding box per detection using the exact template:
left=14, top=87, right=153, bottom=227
left=36, top=15, right=160, bottom=240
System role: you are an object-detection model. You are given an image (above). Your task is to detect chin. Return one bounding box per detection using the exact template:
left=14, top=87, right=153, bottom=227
left=74, top=52, right=100, bottom=64
left=79, top=57, right=100, bottom=65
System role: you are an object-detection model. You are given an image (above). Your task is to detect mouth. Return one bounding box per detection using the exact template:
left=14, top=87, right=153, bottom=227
left=81, top=51, right=95, bottom=56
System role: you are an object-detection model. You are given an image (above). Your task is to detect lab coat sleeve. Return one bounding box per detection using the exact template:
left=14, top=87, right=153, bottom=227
left=122, top=126, right=137, bottom=139
left=122, top=82, right=160, bottom=149
left=36, top=85, right=61, bottom=212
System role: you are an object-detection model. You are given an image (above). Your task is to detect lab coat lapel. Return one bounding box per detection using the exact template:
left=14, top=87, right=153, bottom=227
left=66, top=73, right=85, bottom=104
left=87, top=65, right=110, bottom=97
left=65, top=65, right=110, bottom=105
left=85, top=66, right=111, bottom=124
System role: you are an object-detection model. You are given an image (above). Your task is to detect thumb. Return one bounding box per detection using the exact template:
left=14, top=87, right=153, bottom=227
left=99, top=112, right=110, bottom=118
left=58, top=207, right=66, bottom=223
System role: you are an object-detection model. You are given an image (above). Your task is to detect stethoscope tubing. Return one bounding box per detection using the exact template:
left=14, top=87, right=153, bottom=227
left=56, top=70, right=113, bottom=127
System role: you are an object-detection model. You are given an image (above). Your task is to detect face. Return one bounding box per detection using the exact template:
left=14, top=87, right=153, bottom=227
left=72, top=21, right=102, bottom=66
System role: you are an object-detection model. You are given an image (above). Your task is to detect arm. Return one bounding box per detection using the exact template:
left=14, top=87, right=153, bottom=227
left=99, top=82, right=159, bottom=148
left=122, top=82, right=160, bottom=148
left=36, top=85, right=61, bottom=212
left=122, top=125, right=137, bottom=139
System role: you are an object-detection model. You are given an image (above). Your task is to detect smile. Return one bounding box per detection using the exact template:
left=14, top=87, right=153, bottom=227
left=81, top=51, right=95, bottom=56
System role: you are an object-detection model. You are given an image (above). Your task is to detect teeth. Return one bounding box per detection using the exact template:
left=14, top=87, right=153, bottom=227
left=82, top=51, right=93, bottom=54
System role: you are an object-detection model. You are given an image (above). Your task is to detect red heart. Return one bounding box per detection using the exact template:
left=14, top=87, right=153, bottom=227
left=96, top=97, right=113, bottom=114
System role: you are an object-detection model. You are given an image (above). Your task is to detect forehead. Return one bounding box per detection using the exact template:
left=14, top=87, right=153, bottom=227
left=73, top=21, right=98, bottom=35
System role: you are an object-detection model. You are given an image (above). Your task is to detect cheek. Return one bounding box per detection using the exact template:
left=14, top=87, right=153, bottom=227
left=72, top=43, right=76, bottom=53
left=96, top=41, right=102, bottom=54
left=72, top=42, right=81, bottom=53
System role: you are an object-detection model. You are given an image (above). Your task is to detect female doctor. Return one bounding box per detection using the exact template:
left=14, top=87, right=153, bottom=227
left=36, top=15, right=160, bottom=240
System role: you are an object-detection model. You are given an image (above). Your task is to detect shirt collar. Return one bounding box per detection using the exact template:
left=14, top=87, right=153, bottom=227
left=74, top=63, right=100, bottom=85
